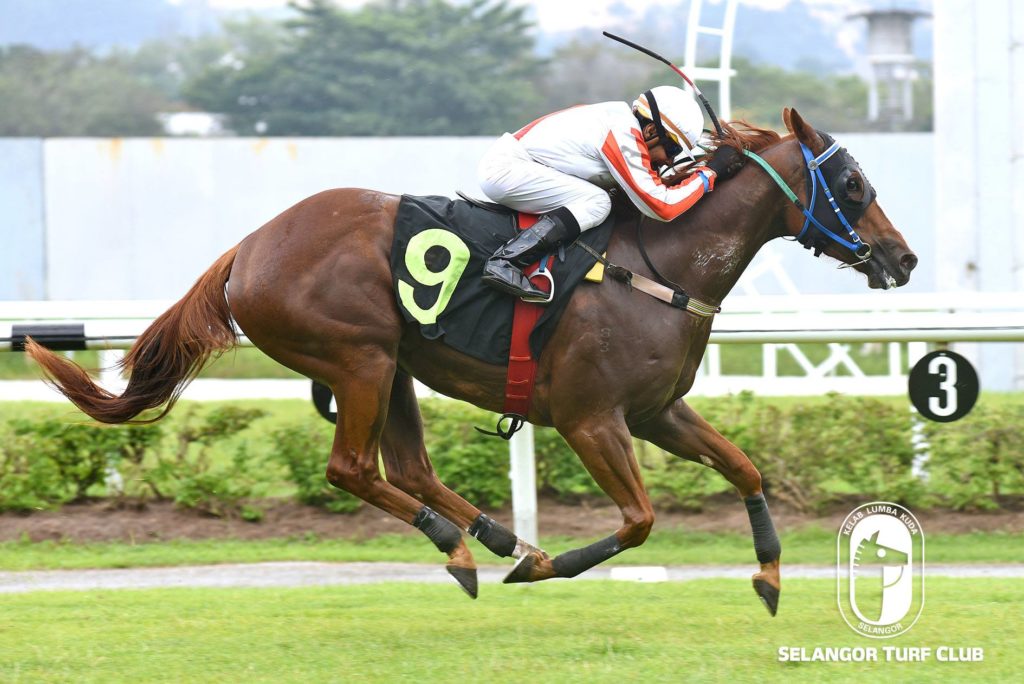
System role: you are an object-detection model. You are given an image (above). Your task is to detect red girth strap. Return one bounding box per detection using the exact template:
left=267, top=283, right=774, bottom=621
left=502, top=213, right=550, bottom=417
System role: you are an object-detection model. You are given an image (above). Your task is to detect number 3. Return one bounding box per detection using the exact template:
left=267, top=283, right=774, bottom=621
left=397, top=229, right=471, bottom=325
left=927, top=356, right=958, bottom=417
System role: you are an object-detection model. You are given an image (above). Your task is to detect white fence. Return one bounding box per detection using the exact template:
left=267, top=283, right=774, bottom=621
left=3, top=293, right=1023, bottom=401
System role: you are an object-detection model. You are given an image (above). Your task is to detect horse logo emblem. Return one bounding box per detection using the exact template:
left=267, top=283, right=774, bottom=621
left=838, top=502, right=924, bottom=638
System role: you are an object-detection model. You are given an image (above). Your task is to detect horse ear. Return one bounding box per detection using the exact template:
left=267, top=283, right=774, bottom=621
left=782, top=107, right=793, bottom=132
left=786, top=108, right=823, bottom=154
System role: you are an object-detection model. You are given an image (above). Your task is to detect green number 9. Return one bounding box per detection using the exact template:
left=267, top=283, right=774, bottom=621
left=397, top=228, right=471, bottom=325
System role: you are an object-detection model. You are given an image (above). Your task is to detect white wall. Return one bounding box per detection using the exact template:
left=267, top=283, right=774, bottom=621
left=37, top=133, right=935, bottom=300
left=43, top=137, right=493, bottom=299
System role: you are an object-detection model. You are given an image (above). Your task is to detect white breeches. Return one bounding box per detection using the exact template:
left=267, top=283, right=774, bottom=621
left=477, top=133, right=611, bottom=231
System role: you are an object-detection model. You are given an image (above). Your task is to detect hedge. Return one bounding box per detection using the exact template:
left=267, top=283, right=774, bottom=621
left=1, top=394, right=1021, bottom=515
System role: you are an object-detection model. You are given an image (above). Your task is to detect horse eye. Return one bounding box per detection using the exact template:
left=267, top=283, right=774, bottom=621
left=846, top=177, right=861, bottom=193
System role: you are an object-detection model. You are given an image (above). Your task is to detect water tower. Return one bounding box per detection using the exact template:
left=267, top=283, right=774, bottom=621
left=849, top=8, right=930, bottom=129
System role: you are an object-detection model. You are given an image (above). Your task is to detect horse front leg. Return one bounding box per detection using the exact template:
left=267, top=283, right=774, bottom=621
left=380, top=370, right=548, bottom=571
left=631, top=399, right=782, bottom=616
left=504, top=410, right=654, bottom=584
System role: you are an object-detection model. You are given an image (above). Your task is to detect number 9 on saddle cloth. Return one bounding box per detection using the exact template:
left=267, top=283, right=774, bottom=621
left=391, top=194, right=613, bottom=366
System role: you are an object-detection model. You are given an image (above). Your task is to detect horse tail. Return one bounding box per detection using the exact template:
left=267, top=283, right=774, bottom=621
left=26, top=245, right=241, bottom=424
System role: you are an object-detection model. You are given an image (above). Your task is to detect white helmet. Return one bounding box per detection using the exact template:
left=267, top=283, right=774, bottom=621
left=632, top=85, right=705, bottom=159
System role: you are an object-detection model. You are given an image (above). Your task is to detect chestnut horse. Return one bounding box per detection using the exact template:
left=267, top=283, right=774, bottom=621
left=27, top=109, right=916, bottom=615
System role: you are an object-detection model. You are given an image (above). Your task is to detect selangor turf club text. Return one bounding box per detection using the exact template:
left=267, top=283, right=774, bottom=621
left=778, top=646, right=985, bottom=662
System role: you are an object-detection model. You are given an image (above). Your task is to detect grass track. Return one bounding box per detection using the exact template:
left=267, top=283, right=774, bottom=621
left=0, top=579, right=1020, bottom=683
left=3, top=528, right=1023, bottom=571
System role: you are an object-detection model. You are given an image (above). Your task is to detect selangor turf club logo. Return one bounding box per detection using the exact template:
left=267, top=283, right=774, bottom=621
left=838, top=502, right=924, bottom=638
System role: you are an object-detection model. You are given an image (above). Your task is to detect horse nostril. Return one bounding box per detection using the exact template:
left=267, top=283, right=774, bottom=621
left=900, top=253, right=918, bottom=273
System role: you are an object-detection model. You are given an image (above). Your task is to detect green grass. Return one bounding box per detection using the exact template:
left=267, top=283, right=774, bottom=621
left=0, top=579, right=1020, bottom=683
left=2, top=528, right=1021, bottom=571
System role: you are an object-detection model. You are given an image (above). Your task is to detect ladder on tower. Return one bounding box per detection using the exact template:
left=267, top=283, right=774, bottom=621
left=684, top=0, right=739, bottom=121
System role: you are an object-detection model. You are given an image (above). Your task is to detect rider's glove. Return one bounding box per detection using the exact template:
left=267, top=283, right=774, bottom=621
left=705, top=146, right=745, bottom=181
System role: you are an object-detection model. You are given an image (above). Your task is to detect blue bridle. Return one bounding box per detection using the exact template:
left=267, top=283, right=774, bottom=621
left=742, top=134, right=876, bottom=264
left=795, top=140, right=873, bottom=261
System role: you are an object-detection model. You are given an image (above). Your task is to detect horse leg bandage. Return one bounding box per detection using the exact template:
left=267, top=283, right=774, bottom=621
left=551, top=534, right=623, bottom=578
left=412, top=506, right=463, bottom=554
left=744, top=494, right=781, bottom=564
left=468, top=513, right=517, bottom=557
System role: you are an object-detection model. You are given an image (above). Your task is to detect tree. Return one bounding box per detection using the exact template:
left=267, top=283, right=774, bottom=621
left=531, top=38, right=662, bottom=118
left=183, top=0, right=543, bottom=136
left=0, top=45, right=170, bottom=136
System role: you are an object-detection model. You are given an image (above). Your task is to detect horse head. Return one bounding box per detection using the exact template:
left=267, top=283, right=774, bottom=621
left=779, top=108, right=918, bottom=289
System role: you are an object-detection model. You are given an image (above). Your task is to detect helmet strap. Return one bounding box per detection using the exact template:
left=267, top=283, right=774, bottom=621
left=643, top=89, right=672, bottom=149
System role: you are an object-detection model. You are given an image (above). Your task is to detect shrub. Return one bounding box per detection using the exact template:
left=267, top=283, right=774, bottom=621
left=268, top=421, right=361, bottom=513
left=924, top=402, right=1024, bottom=510
left=419, top=399, right=511, bottom=507
left=0, top=419, right=163, bottom=511
left=637, top=440, right=729, bottom=512
left=694, top=393, right=919, bottom=513
left=0, top=430, right=67, bottom=511
left=145, top=406, right=268, bottom=517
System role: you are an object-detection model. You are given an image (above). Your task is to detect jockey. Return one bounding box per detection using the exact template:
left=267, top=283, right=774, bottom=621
left=478, top=85, right=745, bottom=301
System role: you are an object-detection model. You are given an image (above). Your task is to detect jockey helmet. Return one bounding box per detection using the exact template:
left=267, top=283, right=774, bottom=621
left=632, top=85, right=705, bottom=160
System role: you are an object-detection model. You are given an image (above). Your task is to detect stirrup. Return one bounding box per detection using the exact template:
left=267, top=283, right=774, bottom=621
left=520, top=269, right=554, bottom=304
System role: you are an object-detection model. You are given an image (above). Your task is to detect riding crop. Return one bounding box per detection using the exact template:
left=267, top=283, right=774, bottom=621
left=602, top=31, right=726, bottom=138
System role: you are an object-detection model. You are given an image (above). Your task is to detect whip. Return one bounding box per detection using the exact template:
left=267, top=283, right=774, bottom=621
left=602, top=31, right=726, bottom=138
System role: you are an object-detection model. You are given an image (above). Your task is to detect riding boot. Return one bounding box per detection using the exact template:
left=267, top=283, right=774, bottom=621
left=482, top=207, right=581, bottom=302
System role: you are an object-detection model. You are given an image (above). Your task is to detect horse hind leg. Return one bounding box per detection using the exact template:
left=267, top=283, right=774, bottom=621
left=504, top=411, right=653, bottom=585
left=631, top=399, right=782, bottom=616
left=321, top=355, right=480, bottom=598
left=379, top=370, right=548, bottom=580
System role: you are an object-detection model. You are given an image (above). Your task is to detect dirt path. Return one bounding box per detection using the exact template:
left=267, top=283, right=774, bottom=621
left=1, top=562, right=1022, bottom=594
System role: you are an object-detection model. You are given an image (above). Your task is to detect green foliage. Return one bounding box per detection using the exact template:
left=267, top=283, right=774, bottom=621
left=144, top=406, right=269, bottom=517
left=268, top=421, right=361, bottom=513
left=637, top=440, right=727, bottom=512
left=184, top=0, right=542, bottom=136
left=419, top=399, right=511, bottom=507
left=0, top=45, right=169, bottom=136
left=696, top=392, right=920, bottom=513
left=2, top=394, right=1021, bottom=517
left=0, top=419, right=162, bottom=511
left=534, top=426, right=601, bottom=498
left=924, top=402, right=1024, bottom=510
left=0, top=431, right=66, bottom=512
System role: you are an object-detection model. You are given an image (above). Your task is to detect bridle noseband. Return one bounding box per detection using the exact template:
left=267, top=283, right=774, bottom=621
left=742, top=134, right=876, bottom=265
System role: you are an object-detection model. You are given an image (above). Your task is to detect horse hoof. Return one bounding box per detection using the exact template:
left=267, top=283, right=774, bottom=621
left=752, top=578, right=780, bottom=617
left=447, top=565, right=478, bottom=599
left=503, top=552, right=538, bottom=584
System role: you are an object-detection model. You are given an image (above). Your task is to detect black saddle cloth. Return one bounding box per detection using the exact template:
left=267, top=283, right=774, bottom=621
left=391, top=194, right=613, bottom=365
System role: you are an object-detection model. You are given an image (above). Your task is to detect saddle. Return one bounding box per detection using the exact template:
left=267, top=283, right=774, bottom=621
left=391, top=194, right=614, bottom=367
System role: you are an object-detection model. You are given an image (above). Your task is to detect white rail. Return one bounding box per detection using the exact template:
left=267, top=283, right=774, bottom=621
left=4, top=294, right=1023, bottom=351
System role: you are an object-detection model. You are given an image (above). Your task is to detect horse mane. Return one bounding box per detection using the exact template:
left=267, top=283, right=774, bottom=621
left=714, top=119, right=782, bottom=153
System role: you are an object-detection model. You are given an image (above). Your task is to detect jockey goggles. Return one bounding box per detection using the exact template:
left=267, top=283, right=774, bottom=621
left=640, top=89, right=687, bottom=161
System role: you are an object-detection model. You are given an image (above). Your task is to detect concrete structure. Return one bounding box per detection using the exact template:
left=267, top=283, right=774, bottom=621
left=933, top=0, right=1024, bottom=390
left=849, top=8, right=930, bottom=127
left=0, top=133, right=934, bottom=301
